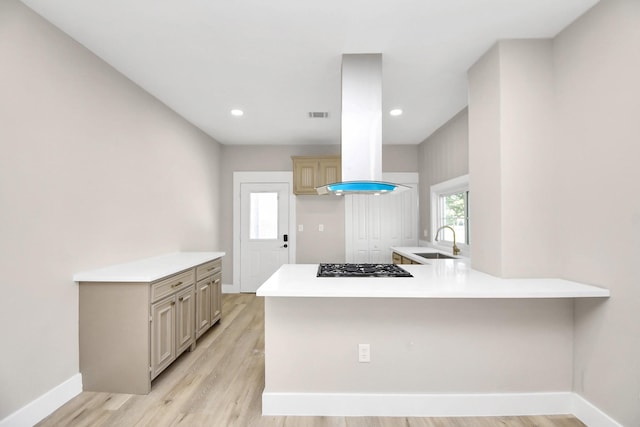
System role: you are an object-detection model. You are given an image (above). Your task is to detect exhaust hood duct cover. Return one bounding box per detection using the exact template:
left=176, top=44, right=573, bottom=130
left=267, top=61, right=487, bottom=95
left=317, top=53, right=406, bottom=195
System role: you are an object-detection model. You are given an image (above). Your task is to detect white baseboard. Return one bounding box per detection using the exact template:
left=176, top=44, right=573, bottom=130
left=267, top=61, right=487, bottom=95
left=572, top=394, right=623, bottom=427
left=222, top=283, right=239, bottom=294
left=263, top=391, right=625, bottom=425
left=0, top=374, right=82, bottom=427
left=0, top=379, right=622, bottom=426
left=262, top=391, right=575, bottom=417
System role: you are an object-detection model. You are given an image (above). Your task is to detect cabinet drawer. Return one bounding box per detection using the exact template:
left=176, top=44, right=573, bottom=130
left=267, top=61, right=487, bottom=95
left=151, top=270, right=194, bottom=303
left=196, top=258, right=222, bottom=280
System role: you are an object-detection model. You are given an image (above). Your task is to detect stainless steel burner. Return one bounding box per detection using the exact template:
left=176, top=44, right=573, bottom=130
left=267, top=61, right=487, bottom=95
left=317, top=263, right=413, bottom=278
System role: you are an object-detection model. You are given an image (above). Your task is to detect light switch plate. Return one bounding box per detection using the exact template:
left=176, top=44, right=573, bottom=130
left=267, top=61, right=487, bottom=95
left=358, top=344, right=370, bottom=363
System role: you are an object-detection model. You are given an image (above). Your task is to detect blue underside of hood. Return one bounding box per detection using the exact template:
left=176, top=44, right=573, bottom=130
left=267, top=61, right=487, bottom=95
left=316, top=181, right=405, bottom=195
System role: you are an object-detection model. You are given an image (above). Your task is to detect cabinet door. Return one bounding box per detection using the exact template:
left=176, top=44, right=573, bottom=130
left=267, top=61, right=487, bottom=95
left=195, top=278, right=212, bottom=338
left=151, top=297, right=175, bottom=379
left=318, top=158, right=341, bottom=186
left=392, top=252, right=402, bottom=264
left=293, top=158, right=319, bottom=194
left=211, top=275, right=222, bottom=325
left=176, top=285, right=195, bottom=355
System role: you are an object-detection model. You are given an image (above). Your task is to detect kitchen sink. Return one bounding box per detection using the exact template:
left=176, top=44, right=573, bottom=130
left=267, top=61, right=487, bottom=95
left=414, top=252, right=456, bottom=260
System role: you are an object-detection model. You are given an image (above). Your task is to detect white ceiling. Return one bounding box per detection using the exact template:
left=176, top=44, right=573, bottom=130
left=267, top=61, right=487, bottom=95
left=21, top=0, right=598, bottom=146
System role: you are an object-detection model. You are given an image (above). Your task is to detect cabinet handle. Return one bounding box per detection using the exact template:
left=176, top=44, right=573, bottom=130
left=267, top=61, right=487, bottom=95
left=178, top=297, right=184, bottom=302
left=171, top=281, right=183, bottom=288
left=207, top=267, right=214, bottom=271
left=171, top=301, right=176, bottom=306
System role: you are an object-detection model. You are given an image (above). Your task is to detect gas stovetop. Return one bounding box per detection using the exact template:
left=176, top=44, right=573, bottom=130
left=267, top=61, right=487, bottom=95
left=317, top=263, right=413, bottom=278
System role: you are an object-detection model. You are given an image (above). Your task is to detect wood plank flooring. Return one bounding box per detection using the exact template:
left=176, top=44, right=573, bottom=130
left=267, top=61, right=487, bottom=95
left=38, top=294, right=585, bottom=427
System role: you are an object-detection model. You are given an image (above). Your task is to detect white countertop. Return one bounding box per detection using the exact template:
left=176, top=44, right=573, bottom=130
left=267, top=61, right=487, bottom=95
left=256, top=262, right=610, bottom=299
left=73, top=252, right=225, bottom=282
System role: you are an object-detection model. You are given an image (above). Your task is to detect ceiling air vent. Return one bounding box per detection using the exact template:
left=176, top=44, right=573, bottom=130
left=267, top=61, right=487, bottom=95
left=308, top=112, right=329, bottom=118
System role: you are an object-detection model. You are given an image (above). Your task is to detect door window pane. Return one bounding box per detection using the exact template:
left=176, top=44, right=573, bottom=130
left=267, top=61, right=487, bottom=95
left=250, top=192, right=278, bottom=239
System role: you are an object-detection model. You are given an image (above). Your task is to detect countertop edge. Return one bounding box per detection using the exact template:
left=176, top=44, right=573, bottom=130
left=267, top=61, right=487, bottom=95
left=255, top=263, right=610, bottom=299
left=73, top=251, right=225, bottom=283
left=257, top=291, right=610, bottom=298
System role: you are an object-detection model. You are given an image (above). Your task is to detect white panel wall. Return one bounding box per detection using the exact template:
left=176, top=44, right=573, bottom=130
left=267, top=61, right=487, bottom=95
left=345, top=176, right=418, bottom=263
left=418, top=109, right=469, bottom=242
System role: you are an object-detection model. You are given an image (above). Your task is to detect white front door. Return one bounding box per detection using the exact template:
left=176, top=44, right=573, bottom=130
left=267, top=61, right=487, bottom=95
left=239, top=182, right=290, bottom=292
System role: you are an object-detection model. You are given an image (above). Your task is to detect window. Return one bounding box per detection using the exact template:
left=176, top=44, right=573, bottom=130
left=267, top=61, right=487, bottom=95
left=431, top=175, right=469, bottom=252
left=436, top=191, right=469, bottom=243
left=249, top=192, right=278, bottom=239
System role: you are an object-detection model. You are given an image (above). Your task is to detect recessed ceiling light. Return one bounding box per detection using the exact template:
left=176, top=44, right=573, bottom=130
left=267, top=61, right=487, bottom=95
left=230, top=109, right=244, bottom=116
left=389, top=109, right=403, bottom=116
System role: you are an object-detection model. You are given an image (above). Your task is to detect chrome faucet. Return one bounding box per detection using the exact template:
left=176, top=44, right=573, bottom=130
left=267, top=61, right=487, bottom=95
left=435, top=225, right=460, bottom=256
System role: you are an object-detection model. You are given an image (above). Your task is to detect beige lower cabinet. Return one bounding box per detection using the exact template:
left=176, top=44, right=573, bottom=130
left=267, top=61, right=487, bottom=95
left=79, top=271, right=195, bottom=394
left=151, top=295, right=177, bottom=378
left=211, top=274, right=222, bottom=324
left=176, top=285, right=196, bottom=355
left=195, top=257, right=222, bottom=338
left=79, top=257, right=223, bottom=395
left=149, top=270, right=196, bottom=380
left=195, top=277, right=212, bottom=338
left=392, top=251, right=421, bottom=265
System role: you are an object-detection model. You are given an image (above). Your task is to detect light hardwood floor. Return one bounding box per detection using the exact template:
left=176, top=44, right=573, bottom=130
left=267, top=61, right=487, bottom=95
left=38, top=294, right=585, bottom=427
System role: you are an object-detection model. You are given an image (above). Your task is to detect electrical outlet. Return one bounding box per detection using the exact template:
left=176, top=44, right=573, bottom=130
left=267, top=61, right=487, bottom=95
left=298, top=224, right=304, bottom=232
left=318, top=224, right=324, bottom=232
left=358, top=344, right=370, bottom=363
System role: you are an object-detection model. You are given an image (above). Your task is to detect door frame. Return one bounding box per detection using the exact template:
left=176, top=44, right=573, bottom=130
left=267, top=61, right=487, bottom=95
left=232, top=171, right=296, bottom=294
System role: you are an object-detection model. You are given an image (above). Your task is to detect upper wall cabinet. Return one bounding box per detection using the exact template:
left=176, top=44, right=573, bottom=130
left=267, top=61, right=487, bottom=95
left=292, top=156, right=341, bottom=195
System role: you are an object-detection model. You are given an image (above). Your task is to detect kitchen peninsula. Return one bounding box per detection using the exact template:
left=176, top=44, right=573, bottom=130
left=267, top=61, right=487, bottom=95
left=256, top=256, right=609, bottom=417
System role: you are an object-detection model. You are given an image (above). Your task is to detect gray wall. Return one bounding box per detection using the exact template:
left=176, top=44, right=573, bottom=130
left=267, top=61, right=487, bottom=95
left=554, top=1, right=640, bottom=425
left=266, top=297, right=573, bottom=393
left=467, top=0, right=640, bottom=424
left=220, top=145, right=418, bottom=281
left=468, top=40, right=557, bottom=278
left=418, top=108, right=469, bottom=241
left=0, top=1, right=222, bottom=419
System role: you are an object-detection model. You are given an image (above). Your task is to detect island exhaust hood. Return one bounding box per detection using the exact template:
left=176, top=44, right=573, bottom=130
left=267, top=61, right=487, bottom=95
left=316, top=53, right=407, bottom=195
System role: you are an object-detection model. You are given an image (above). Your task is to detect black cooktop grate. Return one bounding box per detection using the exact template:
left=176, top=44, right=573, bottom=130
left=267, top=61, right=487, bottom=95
left=317, top=263, right=413, bottom=278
